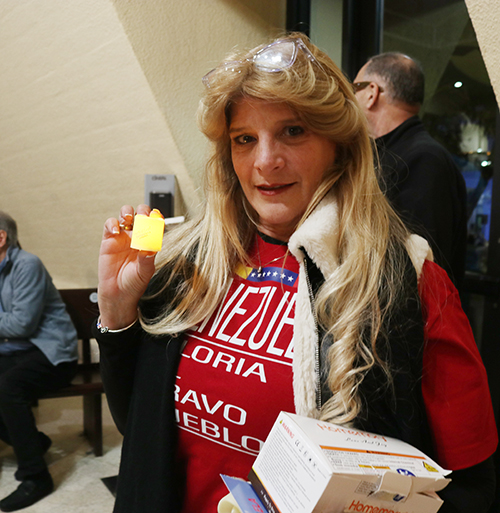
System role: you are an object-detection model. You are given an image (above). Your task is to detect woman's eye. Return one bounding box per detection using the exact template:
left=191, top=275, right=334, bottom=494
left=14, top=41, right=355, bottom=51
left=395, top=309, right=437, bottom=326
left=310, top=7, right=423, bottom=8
left=233, top=135, right=255, bottom=145
left=285, top=126, right=305, bottom=137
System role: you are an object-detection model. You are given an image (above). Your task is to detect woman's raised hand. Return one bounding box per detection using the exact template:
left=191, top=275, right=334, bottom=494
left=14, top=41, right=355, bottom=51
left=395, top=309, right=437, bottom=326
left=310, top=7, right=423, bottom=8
left=97, top=204, right=158, bottom=330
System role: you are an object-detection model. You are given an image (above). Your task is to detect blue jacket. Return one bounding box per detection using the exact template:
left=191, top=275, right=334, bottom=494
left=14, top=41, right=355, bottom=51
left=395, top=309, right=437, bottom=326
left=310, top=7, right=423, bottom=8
left=0, top=246, right=78, bottom=365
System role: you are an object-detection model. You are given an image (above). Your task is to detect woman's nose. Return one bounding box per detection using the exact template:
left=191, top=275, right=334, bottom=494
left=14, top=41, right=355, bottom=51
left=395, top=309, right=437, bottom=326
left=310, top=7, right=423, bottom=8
left=254, top=139, right=285, bottom=173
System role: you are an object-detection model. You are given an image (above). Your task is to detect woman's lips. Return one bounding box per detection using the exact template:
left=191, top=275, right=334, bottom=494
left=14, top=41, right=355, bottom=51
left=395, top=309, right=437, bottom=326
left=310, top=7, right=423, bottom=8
left=257, top=183, right=294, bottom=195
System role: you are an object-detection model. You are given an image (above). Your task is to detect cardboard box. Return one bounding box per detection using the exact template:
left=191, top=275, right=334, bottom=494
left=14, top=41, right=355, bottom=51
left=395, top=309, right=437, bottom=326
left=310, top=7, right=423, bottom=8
left=248, top=412, right=450, bottom=513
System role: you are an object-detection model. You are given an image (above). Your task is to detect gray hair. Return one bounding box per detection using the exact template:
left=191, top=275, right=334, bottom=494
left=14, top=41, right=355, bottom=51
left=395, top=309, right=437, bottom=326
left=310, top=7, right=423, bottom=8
left=365, top=52, right=424, bottom=106
left=0, top=211, right=19, bottom=248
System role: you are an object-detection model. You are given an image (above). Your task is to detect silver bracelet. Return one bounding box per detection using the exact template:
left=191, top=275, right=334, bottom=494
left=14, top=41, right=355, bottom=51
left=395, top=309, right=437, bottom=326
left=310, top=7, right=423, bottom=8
left=96, top=316, right=138, bottom=334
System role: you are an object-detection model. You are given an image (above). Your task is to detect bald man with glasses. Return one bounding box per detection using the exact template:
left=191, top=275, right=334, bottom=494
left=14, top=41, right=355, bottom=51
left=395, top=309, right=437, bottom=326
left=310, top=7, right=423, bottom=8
left=354, top=52, right=467, bottom=290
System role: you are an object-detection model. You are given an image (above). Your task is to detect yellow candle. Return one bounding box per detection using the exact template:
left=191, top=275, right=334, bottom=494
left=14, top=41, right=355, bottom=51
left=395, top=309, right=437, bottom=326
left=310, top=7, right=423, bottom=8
left=130, top=211, right=164, bottom=252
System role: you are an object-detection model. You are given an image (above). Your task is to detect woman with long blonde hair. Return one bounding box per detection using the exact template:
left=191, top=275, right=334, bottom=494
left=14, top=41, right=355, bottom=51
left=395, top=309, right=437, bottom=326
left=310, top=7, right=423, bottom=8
left=95, top=33, right=497, bottom=513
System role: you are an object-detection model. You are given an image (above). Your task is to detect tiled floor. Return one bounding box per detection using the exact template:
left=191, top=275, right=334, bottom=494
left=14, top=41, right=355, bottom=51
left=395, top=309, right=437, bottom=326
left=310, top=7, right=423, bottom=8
left=0, top=396, right=122, bottom=512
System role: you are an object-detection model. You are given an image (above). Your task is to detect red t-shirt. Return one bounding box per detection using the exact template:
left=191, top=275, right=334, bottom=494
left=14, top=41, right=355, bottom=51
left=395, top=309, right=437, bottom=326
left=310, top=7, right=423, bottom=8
left=176, top=239, right=497, bottom=512
left=176, top=236, right=297, bottom=512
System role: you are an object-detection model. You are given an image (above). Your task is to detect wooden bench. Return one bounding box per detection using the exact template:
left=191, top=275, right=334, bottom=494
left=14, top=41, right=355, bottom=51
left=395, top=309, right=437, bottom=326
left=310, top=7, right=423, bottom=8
left=42, top=288, right=104, bottom=456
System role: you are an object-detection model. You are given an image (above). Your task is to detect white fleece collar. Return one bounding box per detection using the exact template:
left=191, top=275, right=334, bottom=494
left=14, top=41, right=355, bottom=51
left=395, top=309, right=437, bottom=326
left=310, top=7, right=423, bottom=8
left=288, top=190, right=340, bottom=277
left=286, top=192, right=432, bottom=418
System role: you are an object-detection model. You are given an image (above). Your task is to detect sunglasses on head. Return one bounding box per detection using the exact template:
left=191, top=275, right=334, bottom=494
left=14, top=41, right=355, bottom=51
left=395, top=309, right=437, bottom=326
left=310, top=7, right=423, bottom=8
left=202, top=38, right=323, bottom=88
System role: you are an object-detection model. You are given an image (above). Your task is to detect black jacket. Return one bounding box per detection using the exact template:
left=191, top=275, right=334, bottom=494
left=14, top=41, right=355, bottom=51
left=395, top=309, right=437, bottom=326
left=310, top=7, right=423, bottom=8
left=376, top=117, right=467, bottom=289
left=95, top=255, right=434, bottom=512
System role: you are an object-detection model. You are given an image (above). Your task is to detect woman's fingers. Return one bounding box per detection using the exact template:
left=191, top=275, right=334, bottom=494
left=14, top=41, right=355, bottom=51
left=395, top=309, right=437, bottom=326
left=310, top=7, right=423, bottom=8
left=103, top=217, right=122, bottom=237
left=116, top=204, right=152, bottom=232
left=136, top=250, right=158, bottom=281
left=136, top=204, right=151, bottom=216
left=118, top=205, right=135, bottom=231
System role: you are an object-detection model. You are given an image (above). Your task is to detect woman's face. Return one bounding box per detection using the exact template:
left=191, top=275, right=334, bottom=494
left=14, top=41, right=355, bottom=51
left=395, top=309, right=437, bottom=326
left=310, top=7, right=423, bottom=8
left=229, top=97, right=337, bottom=241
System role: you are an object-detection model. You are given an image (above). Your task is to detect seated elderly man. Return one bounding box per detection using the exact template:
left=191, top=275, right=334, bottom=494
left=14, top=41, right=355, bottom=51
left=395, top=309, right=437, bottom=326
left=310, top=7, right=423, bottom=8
left=0, top=211, right=78, bottom=512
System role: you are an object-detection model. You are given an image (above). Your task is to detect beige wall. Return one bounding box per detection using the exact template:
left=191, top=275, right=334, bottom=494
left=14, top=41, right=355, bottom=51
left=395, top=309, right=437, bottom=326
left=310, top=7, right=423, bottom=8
left=112, top=0, right=286, bottom=188
left=0, top=0, right=497, bottom=289
left=465, top=0, right=500, bottom=107
left=0, top=0, right=285, bottom=288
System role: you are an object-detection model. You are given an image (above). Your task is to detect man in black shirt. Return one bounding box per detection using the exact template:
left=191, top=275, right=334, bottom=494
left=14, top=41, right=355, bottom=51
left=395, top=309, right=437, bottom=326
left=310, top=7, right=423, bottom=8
left=353, top=52, right=467, bottom=289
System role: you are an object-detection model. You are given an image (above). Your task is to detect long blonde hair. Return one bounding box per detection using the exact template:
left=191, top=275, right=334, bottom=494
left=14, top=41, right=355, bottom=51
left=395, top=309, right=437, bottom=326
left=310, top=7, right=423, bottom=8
left=140, top=33, right=411, bottom=425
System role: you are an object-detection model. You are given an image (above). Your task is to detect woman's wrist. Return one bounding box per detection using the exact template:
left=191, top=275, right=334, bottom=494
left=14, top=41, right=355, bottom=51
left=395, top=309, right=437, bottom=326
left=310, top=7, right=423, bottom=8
left=97, top=302, right=139, bottom=332
left=96, top=315, right=139, bottom=334
left=97, top=293, right=140, bottom=331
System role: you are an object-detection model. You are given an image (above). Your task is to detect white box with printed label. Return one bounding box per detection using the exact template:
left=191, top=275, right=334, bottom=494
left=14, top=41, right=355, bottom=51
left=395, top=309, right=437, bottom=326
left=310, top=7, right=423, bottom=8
left=249, top=412, right=451, bottom=513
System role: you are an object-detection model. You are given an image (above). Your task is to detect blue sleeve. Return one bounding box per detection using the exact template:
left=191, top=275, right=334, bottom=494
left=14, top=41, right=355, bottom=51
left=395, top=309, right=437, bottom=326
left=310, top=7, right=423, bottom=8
left=0, top=256, right=48, bottom=339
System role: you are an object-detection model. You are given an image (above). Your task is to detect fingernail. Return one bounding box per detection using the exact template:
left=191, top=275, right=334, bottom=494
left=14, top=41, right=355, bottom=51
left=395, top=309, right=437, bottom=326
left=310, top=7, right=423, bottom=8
left=112, top=227, right=120, bottom=234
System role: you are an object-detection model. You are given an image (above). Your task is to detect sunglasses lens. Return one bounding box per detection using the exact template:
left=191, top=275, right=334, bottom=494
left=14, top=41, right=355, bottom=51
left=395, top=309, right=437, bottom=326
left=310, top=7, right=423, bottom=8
left=253, top=41, right=297, bottom=71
